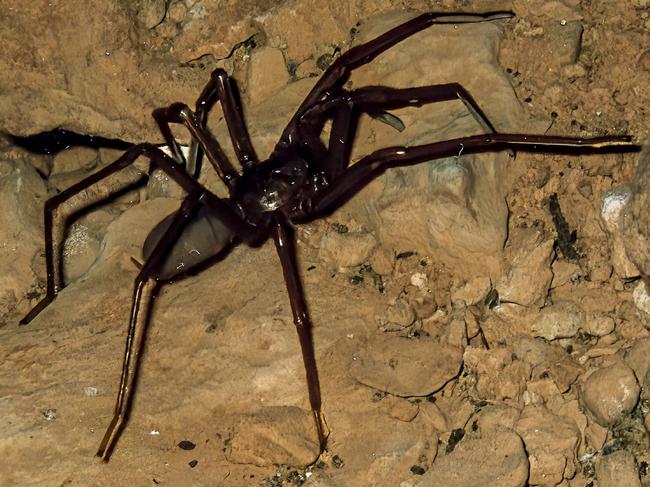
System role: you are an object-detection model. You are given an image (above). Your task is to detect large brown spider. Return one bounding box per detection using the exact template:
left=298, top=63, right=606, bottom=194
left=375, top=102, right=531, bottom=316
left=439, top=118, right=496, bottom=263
left=20, top=11, right=639, bottom=461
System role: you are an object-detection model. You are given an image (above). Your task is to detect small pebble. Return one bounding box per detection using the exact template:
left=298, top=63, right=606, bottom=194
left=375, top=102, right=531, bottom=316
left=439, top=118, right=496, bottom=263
left=319, top=230, right=377, bottom=268
left=625, top=337, right=650, bottom=383
left=423, top=430, right=528, bottom=486
left=332, top=455, right=344, bottom=469
left=583, top=314, right=615, bottom=337
left=410, top=465, right=426, bottom=475
left=178, top=440, right=196, bottom=450
left=451, top=276, right=492, bottom=305
left=385, top=396, right=419, bottom=422
left=188, top=459, right=198, bottom=468
left=633, top=281, right=650, bottom=324
left=42, top=408, right=57, bottom=421
left=83, top=386, right=98, bottom=396
left=410, top=272, right=427, bottom=288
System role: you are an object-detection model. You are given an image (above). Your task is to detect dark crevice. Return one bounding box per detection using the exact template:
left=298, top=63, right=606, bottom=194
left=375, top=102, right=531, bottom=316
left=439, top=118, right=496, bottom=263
left=150, top=0, right=172, bottom=30
left=549, top=192, right=581, bottom=261
left=181, top=33, right=260, bottom=66
left=7, top=128, right=134, bottom=155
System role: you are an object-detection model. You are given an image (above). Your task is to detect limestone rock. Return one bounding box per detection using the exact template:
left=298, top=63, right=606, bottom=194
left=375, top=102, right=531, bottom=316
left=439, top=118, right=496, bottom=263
left=318, top=230, right=377, bottom=269
left=335, top=409, right=438, bottom=486
left=514, top=405, right=581, bottom=486
left=451, top=277, right=492, bottom=306
left=246, top=47, right=291, bottom=106
left=601, top=189, right=641, bottom=279
left=337, top=16, right=533, bottom=280
left=0, top=0, right=270, bottom=141
left=0, top=158, right=47, bottom=324
left=379, top=298, right=416, bottom=331
left=582, top=313, right=616, bottom=337
left=414, top=430, right=529, bottom=487
left=531, top=301, right=584, bottom=340
left=633, top=280, right=650, bottom=327
left=498, top=230, right=555, bottom=307
left=474, top=404, right=522, bottom=432
left=382, top=396, right=419, bottom=422
left=625, top=337, right=650, bottom=384
left=350, top=334, right=463, bottom=396
left=51, top=146, right=98, bottom=176
left=512, top=337, right=583, bottom=393
left=595, top=450, right=642, bottom=487
left=463, top=347, right=529, bottom=403
left=580, top=361, right=641, bottom=427
left=225, top=406, right=321, bottom=467
left=618, top=147, right=650, bottom=281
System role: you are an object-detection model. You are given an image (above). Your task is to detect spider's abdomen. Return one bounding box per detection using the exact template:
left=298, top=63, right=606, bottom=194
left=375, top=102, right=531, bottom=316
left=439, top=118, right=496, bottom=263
left=143, top=205, right=235, bottom=280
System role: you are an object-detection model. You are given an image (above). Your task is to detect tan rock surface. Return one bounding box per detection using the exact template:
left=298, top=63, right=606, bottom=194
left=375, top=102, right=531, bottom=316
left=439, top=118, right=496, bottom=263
left=1, top=1, right=648, bottom=486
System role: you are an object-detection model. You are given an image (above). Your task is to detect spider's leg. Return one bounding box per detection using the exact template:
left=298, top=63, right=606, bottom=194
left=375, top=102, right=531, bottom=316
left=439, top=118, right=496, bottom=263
left=271, top=212, right=329, bottom=451
left=193, top=69, right=259, bottom=171
left=278, top=10, right=513, bottom=148
left=153, top=109, right=188, bottom=169
left=352, top=84, right=496, bottom=133
left=312, top=133, right=640, bottom=213
left=301, top=84, right=498, bottom=180
left=96, top=190, right=203, bottom=461
left=20, top=144, right=253, bottom=325
left=152, top=104, right=240, bottom=193
left=19, top=145, right=153, bottom=325
left=324, top=100, right=355, bottom=180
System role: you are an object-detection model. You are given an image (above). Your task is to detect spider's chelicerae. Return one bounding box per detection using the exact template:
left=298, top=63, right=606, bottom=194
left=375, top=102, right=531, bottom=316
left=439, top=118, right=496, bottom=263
left=21, top=11, right=639, bottom=461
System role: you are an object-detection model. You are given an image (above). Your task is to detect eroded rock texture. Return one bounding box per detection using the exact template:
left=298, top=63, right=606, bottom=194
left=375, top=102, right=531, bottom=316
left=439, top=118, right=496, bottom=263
left=1, top=1, right=649, bottom=486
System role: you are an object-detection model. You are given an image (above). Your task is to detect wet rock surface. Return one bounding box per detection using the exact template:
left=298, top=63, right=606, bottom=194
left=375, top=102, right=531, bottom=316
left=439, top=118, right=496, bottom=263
left=1, top=1, right=649, bottom=487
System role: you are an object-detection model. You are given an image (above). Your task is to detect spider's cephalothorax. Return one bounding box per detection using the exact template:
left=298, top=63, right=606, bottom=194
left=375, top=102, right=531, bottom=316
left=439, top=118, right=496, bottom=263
left=20, top=10, right=640, bottom=463
left=234, top=153, right=327, bottom=223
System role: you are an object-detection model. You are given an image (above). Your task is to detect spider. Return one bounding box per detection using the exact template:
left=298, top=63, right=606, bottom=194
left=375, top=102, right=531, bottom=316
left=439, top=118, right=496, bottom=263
left=20, top=11, right=639, bottom=461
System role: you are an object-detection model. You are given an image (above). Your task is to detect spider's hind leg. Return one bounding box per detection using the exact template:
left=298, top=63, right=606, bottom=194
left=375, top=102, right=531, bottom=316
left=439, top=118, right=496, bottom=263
left=20, top=142, right=247, bottom=326
left=96, top=189, right=204, bottom=461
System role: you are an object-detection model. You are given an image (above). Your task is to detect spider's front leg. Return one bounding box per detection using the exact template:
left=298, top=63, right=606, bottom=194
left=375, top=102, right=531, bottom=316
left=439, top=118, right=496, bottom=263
left=277, top=10, right=513, bottom=150
left=153, top=68, right=258, bottom=182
